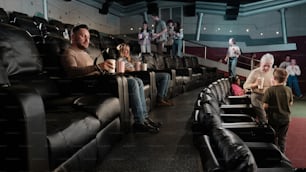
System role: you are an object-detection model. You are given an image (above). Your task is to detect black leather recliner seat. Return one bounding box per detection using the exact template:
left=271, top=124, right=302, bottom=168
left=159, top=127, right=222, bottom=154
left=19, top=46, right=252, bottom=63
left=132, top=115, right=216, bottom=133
left=192, top=79, right=293, bottom=171
left=0, top=23, right=127, bottom=172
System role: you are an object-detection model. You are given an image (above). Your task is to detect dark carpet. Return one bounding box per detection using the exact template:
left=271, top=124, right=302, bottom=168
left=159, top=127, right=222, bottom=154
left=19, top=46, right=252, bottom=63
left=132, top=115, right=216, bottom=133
left=96, top=88, right=203, bottom=172
left=285, top=117, right=306, bottom=168
left=96, top=88, right=306, bottom=171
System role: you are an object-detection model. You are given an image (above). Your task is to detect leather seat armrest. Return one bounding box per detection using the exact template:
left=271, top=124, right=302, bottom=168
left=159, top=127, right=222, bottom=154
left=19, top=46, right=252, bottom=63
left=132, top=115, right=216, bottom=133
left=0, top=85, right=49, bottom=172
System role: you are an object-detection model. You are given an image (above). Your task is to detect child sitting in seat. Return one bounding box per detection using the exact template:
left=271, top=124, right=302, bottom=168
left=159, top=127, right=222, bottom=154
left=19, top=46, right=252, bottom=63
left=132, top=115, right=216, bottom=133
left=231, top=76, right=245, bottom=96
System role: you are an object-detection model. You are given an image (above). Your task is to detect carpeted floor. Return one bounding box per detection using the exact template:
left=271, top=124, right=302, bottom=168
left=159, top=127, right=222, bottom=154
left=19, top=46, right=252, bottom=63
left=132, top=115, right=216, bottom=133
left=290, top=98, right=306, bottom=117
left=285, top=117, right=306, bottom=168
left=95, top=89, right=306, bottom=171
left=96, top=88, right=203, bottom=172
left=285, top=98, right=306, bottom=168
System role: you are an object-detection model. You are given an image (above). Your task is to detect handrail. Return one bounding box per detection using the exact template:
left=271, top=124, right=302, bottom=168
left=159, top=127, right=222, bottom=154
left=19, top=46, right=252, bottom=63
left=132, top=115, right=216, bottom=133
left=184, top=39, right=208, bottom=60
left=184, top=39, right=260, bottom=70
left=240, top=54, right=260, bottom=70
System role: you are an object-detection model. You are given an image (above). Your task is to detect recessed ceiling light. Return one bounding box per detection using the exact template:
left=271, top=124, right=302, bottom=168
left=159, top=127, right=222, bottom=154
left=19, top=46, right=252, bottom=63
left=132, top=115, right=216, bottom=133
left=276, top=31, right=279, bottom=35
left=260, top=32, right=263, bottom=36
left=246, top=28, right=249, bottom=32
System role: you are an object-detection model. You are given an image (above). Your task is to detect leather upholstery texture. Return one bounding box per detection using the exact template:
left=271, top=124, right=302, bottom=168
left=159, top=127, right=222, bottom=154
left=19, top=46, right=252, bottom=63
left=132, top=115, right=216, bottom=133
left=0, top=22, right=126, bottom=172
left=192, top=77, right=293, bottom=172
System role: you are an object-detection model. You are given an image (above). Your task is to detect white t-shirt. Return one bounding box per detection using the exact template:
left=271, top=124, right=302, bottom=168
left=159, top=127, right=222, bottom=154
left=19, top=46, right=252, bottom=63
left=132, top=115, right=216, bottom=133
left=286, top=65, right=301, bottom=76
left=227, top=45, right=241, bottom=58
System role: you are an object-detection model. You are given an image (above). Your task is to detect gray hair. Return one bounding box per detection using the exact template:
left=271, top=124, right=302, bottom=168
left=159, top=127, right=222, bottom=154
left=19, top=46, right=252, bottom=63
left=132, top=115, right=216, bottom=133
left=260, top=53, right=274, bottom=65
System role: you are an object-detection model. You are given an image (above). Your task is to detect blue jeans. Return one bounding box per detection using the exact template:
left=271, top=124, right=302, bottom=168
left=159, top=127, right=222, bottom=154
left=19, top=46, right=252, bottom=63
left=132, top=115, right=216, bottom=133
left=155, top=72, right=170, bottom=99
left=172, top=39, right=183, bottom=58
left=287, top=75, right=302, bottom=97
left=229, top=57, right=238, bottom=77
left=127, top=77, right=148, bottom=124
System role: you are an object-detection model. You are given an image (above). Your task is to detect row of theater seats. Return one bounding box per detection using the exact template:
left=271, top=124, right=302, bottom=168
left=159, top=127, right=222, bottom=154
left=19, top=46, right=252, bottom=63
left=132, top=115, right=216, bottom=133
left=0, top=20, right=130, bottom=172
left=0, top=7, right=219, bottom=98
left=0, top=8, right=218, bottom=171
left=0, top=8, right=72, bottom=40
left=191, top=78, right=294, bottom=171
left=141, top=53, right=218, bottom=98
left=0, top=8, right=124, bottom=51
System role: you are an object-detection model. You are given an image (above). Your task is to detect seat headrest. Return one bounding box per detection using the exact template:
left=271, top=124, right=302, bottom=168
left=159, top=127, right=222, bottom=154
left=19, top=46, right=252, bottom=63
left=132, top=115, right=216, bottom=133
left=142, top=53, right=156, bottom=70
left=37, top=35, right=70, bottom=77
left=0, top=23, right=42, bottom=85
left=212, top=128, right=258, bottom=171
left=0, top=8, right=9, bottom=24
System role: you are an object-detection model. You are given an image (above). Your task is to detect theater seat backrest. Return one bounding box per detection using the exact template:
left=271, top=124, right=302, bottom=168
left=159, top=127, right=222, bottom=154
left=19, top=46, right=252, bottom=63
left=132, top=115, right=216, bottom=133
left=37, top=35, right=70, bottom=77
left=164, top=57, right=176, bottom=69
left=154, top=53, right=166, bottom=70
left=12, top=16, right=41, bottom=37
left=191, top=56, right=200, bottom=68
left=9, top=11, right=29, bottom=22
left=142, top=53, right=156, bottom=70
left=212, top=128, right=258, bottom=171
left=89, top=29, right=102, bottom=50
left=0, top=8, right=9, bottom=24
left=101, top=36, right=117, bottom=50
left=183, top=56, right=193, bottom=68
left=0, top=23, right=42, bottom=85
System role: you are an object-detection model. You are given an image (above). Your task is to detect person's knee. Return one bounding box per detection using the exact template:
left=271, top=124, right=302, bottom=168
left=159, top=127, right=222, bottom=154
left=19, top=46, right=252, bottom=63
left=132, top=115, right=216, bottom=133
left=128, top=78, right=138, bottom=90
left=165, top=73, right=170, bottom=80
left=135, top=77, right=144, bottom=88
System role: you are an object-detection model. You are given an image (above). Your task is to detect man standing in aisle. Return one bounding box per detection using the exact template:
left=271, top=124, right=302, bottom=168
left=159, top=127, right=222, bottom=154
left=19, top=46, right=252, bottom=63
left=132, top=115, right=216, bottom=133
left=243, top=53, right=275, bottom=123
left=279, top=55, right=291, bottom=69
left=151, top=13, right=167, bottom=55
left=224, top=37, right=241, bottom=78
left=286, top=58, right=303, bottom=98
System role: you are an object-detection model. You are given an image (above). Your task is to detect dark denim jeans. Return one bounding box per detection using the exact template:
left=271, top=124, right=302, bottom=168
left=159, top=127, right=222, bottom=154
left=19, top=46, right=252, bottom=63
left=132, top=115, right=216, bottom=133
left=127, top=77, right=148, bottom=124
left=287, top=75, right=302, bottom=97
left=229, top=56, right=238, bottom=77
left=155, top=72, right=170, bottom=99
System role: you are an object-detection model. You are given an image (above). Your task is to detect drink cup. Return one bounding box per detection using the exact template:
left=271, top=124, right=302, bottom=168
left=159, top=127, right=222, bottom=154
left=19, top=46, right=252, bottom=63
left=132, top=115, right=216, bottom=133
left=258, top=77, right=264, bottom=89
left=138, top=33, right=143, bottom=40
left=117, top=61, right=125, bottom=73
left=106, top=59, right=116, bottom=73
left=135, top=61, right=141, bottom=71
left=141, top=63, right=147, bottom=71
